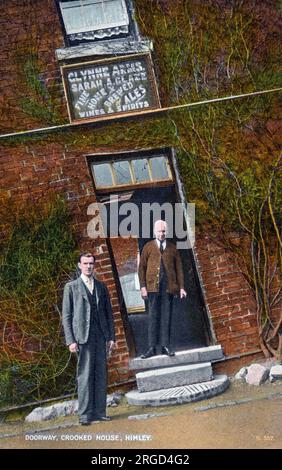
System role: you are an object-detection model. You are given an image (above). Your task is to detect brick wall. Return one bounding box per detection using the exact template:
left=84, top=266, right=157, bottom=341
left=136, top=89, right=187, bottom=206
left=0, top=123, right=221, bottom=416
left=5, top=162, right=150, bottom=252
left=0, top=139, right=133, bottom=386
left=0, top=0, right=271, bottom=378
left=0, top=0, right=140, bottom=388
left=194, top=232, right=261, bottom=358
left=0, top=0, right=66, bottom=133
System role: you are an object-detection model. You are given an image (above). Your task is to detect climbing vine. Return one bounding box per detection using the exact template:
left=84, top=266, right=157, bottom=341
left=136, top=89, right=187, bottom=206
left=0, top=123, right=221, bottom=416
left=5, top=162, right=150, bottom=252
left=0, top=192, right=79, bottom=405
left=19, top=53, right=62, bottom=125
left=0, top=0, right=281, bottom=391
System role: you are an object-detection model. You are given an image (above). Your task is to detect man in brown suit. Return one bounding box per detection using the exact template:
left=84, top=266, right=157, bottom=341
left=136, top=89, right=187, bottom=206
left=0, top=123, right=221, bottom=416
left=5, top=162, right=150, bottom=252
left=138, top=220, right=187, bottom=358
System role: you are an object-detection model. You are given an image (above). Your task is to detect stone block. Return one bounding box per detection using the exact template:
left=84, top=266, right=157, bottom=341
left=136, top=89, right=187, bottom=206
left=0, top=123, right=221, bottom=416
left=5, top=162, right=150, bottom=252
left=126, top=375, right=230, bottom=407
left=129, top=345, right=223, bottom=371
left=136, top=362, right=213, bottom=393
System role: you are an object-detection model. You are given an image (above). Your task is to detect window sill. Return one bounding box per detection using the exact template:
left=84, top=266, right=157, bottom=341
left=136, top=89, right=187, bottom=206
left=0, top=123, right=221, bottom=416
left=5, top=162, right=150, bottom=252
left=56, top=38, right=153, bottom=62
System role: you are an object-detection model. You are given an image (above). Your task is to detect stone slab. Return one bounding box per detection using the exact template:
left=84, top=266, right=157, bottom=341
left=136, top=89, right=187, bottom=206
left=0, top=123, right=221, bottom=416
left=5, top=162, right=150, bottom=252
left=129, top=345, right=223, bottom=371
left=126, top=375, right=229, bottom=406
left=136, top=362, right=213, bottom=393
left=56, top=39, right=152, bottom=61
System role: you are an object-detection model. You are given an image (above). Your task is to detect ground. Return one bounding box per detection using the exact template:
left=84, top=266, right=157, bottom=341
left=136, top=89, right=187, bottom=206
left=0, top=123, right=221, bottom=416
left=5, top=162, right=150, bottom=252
left=0, top=379, right=281, bottom=449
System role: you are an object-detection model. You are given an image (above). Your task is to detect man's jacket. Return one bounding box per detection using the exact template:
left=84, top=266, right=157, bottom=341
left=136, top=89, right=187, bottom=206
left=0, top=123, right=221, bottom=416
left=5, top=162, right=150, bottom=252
left=138, top=240, right=184, bottom=294
left=62, top=277, right=115, bottom=346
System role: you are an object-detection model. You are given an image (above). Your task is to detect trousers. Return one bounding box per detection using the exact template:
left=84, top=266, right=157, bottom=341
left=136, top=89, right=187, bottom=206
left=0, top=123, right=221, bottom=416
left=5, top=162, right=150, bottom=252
left=76, top=291, right=107, bottom=422
left=147, top=271, right=173, bottom=348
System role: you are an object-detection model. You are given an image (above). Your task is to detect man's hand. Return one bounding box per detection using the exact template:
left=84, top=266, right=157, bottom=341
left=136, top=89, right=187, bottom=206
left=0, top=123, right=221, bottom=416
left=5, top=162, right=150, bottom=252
left=141, top=287, right=148, bottom=300
left=107, top=340, right=116, bottom=358
left=180, top=289, right=187, bottom=299
left=69, top=342, right=79, bottom=353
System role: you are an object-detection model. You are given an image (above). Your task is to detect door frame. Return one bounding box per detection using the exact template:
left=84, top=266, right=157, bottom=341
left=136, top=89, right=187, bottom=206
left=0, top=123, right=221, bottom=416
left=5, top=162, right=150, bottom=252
left=86, top=147, right=216, bottom=356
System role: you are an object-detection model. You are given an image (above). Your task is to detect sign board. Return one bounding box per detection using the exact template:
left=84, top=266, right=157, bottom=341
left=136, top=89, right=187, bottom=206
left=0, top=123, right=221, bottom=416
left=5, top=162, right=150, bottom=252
left=61, top=53, right=160, bottom=122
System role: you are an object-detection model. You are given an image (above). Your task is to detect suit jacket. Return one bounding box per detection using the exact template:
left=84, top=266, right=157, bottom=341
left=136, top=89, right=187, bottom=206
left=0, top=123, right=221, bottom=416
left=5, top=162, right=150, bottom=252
left=138, top=240, right=184, bottom=294
left=62, top=277, right=116, bottom=346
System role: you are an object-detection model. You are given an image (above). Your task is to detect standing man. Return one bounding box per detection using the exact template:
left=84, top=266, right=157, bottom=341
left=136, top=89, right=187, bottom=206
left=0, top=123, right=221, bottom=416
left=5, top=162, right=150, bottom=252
left=62, top=253, right=116, bottom=425
left=138, top=220, right=187, bottom=358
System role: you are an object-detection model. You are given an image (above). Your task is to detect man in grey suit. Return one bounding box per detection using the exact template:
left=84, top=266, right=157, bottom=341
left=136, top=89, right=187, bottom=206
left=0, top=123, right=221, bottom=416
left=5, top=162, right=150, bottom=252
left=62, top=253, right=116, bottom=425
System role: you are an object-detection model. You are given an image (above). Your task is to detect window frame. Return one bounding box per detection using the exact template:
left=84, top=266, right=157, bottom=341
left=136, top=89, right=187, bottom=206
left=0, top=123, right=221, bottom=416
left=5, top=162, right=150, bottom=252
left=57, top=0, right=132, bottom=46
left=90, top=155, right=173, bottom=191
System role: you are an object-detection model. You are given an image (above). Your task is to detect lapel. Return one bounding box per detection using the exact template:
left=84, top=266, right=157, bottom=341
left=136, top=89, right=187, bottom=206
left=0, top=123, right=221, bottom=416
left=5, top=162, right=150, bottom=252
left=94, top=277, right=101, bottom=307
left=77, top=277, right=89, bottom=303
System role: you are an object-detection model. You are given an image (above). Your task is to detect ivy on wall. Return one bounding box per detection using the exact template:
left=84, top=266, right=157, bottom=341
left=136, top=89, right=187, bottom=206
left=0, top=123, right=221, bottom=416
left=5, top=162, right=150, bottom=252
left=0, top=192, right=79, bottom=405
left=132, top=0, right=282, bottom=358
left=19, top=54, right=62, bottom=125
left=0, top=0, right=281, bottom=397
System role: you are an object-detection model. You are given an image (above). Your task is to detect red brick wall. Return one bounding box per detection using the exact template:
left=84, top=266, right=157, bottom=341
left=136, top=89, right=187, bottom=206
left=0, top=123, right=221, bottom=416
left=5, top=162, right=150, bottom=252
left=0, top=0, right=66, bottom=133
left=1, top=133, right=265, bottom=372
left=0, top=0, right=137, bottom=386
left=0, top=139, right=132, bottom=386
left=0, top=0, right=270, bottom=376
left=194, top=232, right=261, bottom=358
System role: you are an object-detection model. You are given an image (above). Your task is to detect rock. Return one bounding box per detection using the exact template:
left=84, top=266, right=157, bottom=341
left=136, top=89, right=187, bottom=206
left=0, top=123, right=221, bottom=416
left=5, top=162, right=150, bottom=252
left=107, top=392, right=122, bottom=407
left=269, top=365, right=282, bottom=382
left=245, top=364, right=269, bottom=385
left=25, top=393, right=122, bottom=422
left=128, top=413, right=168, bottom=420
left=234, top=367, right=248, bottom=380
left=25, top=399, right=78, bottom=422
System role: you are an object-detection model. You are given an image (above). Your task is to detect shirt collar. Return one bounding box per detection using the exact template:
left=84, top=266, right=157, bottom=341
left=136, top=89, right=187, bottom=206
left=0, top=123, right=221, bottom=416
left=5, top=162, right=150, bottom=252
left=155, top=239, right=166, bottom=249
left=81, top=273, right=94, bottom=284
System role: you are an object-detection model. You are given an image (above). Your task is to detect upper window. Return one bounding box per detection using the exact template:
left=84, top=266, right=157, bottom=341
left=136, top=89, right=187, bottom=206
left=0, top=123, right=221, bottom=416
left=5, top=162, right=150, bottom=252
left=91, top=155, right=172, bottom=190
left=59, top=0, right=130, bottom=43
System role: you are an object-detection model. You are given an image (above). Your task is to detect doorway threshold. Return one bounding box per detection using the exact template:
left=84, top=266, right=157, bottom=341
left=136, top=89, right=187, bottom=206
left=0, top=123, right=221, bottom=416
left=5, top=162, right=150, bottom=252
left=129, top=345, right=224, bottom=371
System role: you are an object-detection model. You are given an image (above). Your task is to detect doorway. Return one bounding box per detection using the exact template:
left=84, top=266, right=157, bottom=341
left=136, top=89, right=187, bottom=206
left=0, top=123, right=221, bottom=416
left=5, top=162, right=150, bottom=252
left=88, top=149, right=212, bottom=357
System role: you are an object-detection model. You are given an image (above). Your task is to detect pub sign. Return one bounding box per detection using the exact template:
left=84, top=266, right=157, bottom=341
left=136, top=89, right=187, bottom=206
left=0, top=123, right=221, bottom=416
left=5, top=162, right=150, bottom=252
left=61, top=53, right=160, bottom=122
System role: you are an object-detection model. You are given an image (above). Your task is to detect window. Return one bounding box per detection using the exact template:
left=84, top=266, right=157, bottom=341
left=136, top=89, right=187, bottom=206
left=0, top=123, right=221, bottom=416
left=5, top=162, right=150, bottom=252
left=92, top=163, right=113, bottom=187
left=132, top=159, right=150, bottom=183
left=91, top=155, right=172, bottom=189
left=150, top=156, right=170, bottom=180
left=59, top=0, right=130, bottom=42
left=110, top=238, right=145, bottom=313
left=112, top=161, right=132, bottom=185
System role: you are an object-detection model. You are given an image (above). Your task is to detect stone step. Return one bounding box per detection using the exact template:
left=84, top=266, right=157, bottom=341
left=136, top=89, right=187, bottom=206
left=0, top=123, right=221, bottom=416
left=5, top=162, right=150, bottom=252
left=136, top=362, right=213, bottom=393
left=126, top=375, right=229, bottom=406
left=129, top=345, right=223, bottom=371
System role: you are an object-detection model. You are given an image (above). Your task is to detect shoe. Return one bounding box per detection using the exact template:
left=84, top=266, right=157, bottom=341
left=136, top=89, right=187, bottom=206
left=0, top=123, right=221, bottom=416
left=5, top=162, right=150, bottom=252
left=79, top=421, right=91, bottom=426
left=99, top=416, right=111, bottom=421
left=92, top=415, right=111, bottom=422
left=162, top=346, right=175, bottom=356
left=141, top=347, right=156, bottom=359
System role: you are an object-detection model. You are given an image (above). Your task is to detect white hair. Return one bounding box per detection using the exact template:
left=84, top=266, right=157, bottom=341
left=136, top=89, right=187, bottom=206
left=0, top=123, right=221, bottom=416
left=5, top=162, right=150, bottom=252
left=154, top=220, right=168, bottom=235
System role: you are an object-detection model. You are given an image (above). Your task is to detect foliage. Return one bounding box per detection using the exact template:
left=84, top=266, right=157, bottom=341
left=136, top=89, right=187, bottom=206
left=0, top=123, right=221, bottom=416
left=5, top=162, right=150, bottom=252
left=0, top=192, right=79, bottom=405
left=135, top=0, right=281, bottom=103
left=0, top=0, right=281, bottom=379
left=133, top=0, right=282, bottom=357
left=19, top=54, right=62, bottom=125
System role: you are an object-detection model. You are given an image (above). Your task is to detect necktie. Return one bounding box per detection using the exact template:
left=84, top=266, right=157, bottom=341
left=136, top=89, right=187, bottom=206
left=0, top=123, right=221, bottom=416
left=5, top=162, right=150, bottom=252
left=160, top=241, right=164, bottom=253
left=86, top=277, right=93, bottom=293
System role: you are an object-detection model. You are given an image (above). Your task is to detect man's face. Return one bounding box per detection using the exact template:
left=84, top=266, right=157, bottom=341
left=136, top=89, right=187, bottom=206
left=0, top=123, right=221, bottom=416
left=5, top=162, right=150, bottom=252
left=78, top=256, right=95, bottom=277
left=154, top=222, right=167, bottom=241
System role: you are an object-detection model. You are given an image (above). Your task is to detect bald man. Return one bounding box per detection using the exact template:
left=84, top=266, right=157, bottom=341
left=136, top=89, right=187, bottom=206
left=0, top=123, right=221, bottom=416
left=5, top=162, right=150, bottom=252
left=138, top=220, right=187, bottom=358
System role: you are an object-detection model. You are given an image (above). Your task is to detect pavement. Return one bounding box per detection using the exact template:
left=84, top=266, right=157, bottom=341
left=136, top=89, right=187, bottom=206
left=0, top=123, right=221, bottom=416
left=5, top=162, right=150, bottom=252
left=0, top=379, right=282, bottom=449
